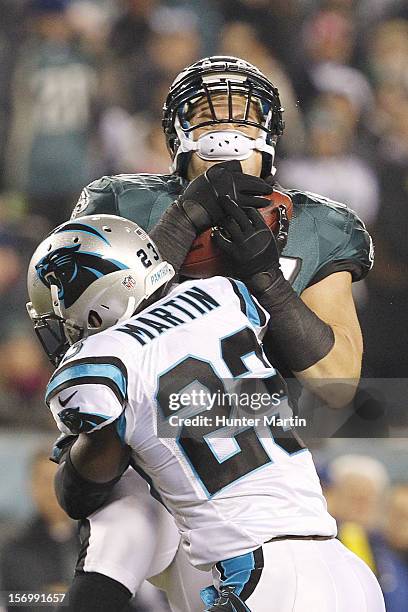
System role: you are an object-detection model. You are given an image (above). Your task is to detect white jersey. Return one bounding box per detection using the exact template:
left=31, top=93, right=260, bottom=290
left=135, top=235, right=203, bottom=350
left=47, top=277, right=336, bottom=569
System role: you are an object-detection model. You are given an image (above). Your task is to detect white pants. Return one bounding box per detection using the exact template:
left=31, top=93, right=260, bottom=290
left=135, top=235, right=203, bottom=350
left=211, top=539, right=385, bottom=612
left=78, top=470, right=385, bottom=612
left=78, top=468, right=211, bottom=611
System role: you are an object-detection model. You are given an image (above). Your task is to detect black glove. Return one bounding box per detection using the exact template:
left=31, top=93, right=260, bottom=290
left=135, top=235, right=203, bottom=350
left=213, top=195, right=281, bottom=283
left=178, top=160, right=273, bottom=233
left=50, top=433, right=78, bottom=464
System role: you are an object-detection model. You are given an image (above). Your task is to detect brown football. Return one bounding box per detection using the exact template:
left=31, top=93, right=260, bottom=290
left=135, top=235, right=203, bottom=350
left=180, top=190, right=293, bottom=279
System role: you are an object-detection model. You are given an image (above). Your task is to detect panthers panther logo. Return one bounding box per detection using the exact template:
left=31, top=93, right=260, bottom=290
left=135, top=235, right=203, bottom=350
left=58, top=406, right=109, bottom=434
left=36, top=243, right=128, bottom=309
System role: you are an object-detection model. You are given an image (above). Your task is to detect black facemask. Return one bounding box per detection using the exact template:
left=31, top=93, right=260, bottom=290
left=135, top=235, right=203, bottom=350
left=32, top=312, right=82, bottom=368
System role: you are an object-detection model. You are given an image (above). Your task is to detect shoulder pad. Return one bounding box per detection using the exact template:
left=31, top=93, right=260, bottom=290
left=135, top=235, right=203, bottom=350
left=46, top=333, right=131, bottom=435
left=281, top=189, right=373, bottom=292
left=71, top=173, right=186, bottom=230
left=71, top=176, right=118, bottom=218
left=46, top=332, right=130, bottom=404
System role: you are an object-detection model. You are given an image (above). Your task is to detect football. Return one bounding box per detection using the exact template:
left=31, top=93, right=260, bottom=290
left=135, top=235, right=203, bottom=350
left=180, top=190, right=293, bottom=278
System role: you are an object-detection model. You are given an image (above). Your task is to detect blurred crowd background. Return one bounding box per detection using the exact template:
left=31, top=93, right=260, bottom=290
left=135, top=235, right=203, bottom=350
left=0, top=0, right=407, bottom=610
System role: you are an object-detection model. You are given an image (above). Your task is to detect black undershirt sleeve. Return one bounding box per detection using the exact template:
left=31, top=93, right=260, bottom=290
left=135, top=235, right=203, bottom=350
left=54, top=451, right=122, bottom=520
left=247, top=272, right=335, bottom=372
left=150, top=204, right=196, bottom=273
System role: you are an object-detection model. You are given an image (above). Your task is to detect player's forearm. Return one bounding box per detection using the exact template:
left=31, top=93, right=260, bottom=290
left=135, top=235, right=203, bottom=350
left=69, top=427, right=130, bottom=483
left=248, top=272, right=334, bottom=368
left=55, top=450, right=121, bottom=519
left=245, top=272, right=357, bottom=408
left=150, top=204, right=196, bottom=273
left=293, top=324, right=362, bottom=408
left=55, top=425, right=130, bottom=519
left=252, top=272, right=361, bottom=408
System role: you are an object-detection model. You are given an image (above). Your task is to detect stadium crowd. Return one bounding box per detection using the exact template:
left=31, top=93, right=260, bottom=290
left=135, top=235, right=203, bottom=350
left=0, top=0, right=407, bottom=610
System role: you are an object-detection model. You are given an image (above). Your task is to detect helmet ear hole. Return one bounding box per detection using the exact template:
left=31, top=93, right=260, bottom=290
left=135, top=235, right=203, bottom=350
left=88, top=310, right=102, bottom=328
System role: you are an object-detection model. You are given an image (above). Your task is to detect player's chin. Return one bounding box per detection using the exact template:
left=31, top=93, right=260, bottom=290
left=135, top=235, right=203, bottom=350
left=240, top=151, right=262, bottom=176
left=188, top=156, right=221, bottom=178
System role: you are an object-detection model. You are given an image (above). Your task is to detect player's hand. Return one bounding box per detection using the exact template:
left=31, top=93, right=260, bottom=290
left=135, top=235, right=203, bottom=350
left=213, top=195, right=280, bottom=280
left=50, top=434, right=78, bottom=464
left=177, top=160, right=273, bottom=233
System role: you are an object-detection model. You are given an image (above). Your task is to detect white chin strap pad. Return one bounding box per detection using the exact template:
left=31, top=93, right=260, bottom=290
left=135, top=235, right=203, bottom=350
left=172, top=126, right=276, bottom=175
left=184, top=129, right=275, bottom=162
left=50, top=283, right=64, bottom=318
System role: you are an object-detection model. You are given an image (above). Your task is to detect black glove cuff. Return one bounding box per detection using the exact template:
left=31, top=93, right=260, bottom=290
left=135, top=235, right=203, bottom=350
left=179, top=197, right=213, bottom=233
left=55, top=451, right=121, bottom=520
left=245, top=268, right=283, bottom=295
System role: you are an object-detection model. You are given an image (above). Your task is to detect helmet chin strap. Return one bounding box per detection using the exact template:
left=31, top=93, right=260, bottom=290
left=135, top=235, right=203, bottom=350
left=50, top=284, right=83, bottom=345
left=172, top=121, right=276, bottom=176
left=50, top=284, right=64, bottom=318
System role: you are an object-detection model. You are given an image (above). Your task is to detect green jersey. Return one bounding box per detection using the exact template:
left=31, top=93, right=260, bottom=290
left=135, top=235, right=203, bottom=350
left=71, top=173, right=373, bottom=295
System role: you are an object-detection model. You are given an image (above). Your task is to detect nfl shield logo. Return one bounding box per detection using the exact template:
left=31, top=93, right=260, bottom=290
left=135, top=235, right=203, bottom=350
left=122, top=275, right=136, bottom=290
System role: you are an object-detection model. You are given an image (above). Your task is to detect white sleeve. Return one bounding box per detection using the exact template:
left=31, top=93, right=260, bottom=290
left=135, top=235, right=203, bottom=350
left=46, top=346, right=128, bottom=435
left=48, top=382, right=124, bottom=435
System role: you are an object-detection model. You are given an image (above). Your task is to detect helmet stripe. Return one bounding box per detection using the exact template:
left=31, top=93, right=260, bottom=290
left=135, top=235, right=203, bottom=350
left=55, top=223, right=111, bottom=245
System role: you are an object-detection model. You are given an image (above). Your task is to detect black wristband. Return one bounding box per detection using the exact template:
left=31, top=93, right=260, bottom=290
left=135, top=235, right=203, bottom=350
left=247, top=271, right=335, bottom=372
left=55, top=451, right=122, bottom=520
left=150, top=203, right=197, bottom=274
left=244, top=268, right=282, bottom=295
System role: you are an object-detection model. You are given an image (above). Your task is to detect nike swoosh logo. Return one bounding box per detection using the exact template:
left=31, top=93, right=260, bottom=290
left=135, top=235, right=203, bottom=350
left=58, top=390, right=78, bottom=408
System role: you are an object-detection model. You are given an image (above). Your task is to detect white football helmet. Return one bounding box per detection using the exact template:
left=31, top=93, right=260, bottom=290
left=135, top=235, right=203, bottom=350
left=27, top=214, right=175, bottom=365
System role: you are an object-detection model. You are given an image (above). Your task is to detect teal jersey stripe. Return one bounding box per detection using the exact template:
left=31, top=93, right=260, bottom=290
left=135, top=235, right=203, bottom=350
left=46, top=362, right=127, bottom=402
left=232, top=280, right=261, bottom=327
left=220, top=551, right=255, bottom=597
left=116, top=412, right=127, bottom=443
